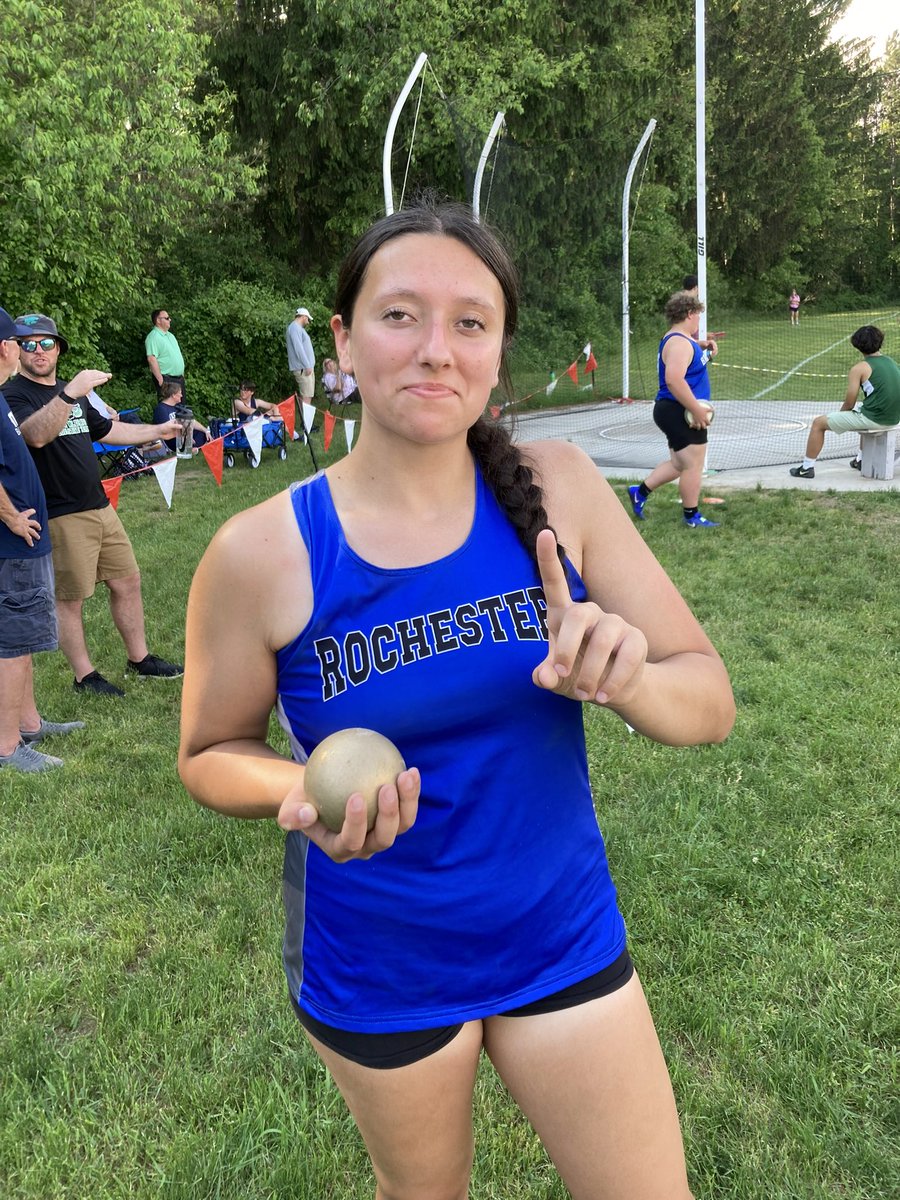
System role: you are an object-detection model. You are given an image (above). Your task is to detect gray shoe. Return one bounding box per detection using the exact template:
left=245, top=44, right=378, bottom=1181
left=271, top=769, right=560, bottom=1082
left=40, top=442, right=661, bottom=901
left=0, top=741, right=64, bottom=772
left=20, top=718, right=86, bottom=745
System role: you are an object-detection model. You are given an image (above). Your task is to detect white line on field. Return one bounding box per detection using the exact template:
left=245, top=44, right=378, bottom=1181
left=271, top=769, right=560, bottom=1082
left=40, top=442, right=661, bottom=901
left=751, top=336, right=851, bottom=399
left=751, top=310, right=900, bottom=400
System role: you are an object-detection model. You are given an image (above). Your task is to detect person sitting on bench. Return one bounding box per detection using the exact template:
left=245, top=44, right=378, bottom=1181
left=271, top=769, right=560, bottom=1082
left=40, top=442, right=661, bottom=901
left=789, top=326, right=900, bottom=478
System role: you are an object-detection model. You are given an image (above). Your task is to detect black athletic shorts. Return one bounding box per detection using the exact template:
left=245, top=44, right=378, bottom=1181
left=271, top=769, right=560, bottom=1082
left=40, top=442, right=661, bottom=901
left=653, top=398, right=708, bottom=452
left=291, top=947, right=634, bottom=1070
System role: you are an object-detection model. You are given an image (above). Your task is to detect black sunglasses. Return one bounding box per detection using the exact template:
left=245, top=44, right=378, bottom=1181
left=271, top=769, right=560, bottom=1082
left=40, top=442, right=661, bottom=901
left=19, top=338, right=58, bottom=353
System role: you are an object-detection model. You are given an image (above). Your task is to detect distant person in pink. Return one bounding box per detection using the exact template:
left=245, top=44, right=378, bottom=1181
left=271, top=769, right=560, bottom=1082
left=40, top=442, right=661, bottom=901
left=789, top=290, right=801, bottom=326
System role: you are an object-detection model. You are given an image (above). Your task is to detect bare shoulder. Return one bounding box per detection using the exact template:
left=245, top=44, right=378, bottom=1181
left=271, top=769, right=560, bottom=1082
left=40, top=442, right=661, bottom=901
left=519, top=439, right=627, bottom=571
left=521, top=436, right=601, bottom=482
left=212, top=487, right=296, bottom=562
left=521, top=437, right=619, bottom=516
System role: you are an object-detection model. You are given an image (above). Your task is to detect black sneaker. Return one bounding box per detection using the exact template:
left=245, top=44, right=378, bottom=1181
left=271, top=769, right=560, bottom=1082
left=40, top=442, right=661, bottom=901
left=789, top=465, right=815, bottom=479
left=849, top=457, right=862, bottom=470
left=126, top=654, right=184, bottom=679
left=74, top=671, right=125, bottom=697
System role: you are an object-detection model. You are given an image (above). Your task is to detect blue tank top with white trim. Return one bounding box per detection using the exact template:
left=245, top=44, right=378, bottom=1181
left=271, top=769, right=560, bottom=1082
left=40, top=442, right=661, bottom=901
left=657, top=331, right=711, bottom=402
left=276, top=466, right=625, bottom=1032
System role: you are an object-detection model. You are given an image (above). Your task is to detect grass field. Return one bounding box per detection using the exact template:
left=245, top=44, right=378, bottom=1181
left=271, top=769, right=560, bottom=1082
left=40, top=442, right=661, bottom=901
left=1, top=438, right=897, bottom=1199
left=510, top=305, right=900, bottom=410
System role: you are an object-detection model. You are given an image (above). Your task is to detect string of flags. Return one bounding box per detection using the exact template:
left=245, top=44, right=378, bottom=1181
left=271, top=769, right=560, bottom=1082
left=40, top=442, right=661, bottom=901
left=490, top=342, right=600, bottom=416
left=546, top=342, right=598, bottom=395
left=100, top=342, right=605, bottom=511
left=100, top=394, right=358, bottom=511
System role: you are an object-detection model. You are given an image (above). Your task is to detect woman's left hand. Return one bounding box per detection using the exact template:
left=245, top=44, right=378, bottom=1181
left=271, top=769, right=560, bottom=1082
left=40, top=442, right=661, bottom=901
left=532, top=528, right=647, bottom=707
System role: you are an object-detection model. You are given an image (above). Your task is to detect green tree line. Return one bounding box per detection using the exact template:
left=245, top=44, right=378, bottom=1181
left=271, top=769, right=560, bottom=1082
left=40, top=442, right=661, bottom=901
left=1, top=0, right=897, bottom=412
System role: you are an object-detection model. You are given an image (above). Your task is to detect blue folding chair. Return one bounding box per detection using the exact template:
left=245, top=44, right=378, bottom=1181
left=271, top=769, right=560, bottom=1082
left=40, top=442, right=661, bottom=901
left=93, top=408, right=146, bottom=477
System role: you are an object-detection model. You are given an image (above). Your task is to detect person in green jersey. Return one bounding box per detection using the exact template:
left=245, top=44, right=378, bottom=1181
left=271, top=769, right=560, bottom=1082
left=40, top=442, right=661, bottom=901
left=789, top=326, right=900, bottom=478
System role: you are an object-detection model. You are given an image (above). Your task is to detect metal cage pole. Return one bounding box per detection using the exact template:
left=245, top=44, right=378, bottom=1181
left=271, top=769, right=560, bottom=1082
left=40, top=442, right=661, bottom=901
left=622, top=118, right=657, bottom=400
left=383, top=53, right=428, bottom=216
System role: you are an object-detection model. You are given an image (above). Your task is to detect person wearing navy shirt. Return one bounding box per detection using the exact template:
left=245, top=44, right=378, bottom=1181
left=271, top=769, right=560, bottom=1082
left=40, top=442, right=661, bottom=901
left=0, top=308, right=84, bottom=772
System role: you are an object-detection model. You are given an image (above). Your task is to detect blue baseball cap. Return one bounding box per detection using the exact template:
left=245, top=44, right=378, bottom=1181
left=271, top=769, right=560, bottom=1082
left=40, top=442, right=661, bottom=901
left=0, top=308, right=33, bottom=341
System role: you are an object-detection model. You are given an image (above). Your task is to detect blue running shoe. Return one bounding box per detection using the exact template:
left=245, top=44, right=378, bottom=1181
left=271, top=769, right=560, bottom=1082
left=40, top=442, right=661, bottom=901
left=627, top=485, right=647, bottom=519
left=683, top=511, right=719, bottom=528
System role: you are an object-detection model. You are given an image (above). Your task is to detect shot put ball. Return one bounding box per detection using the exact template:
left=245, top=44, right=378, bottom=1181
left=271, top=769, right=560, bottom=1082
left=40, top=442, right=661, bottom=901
left=303, top=728, right=406, bottom=833
left=684, top=402, right=714, bottom=429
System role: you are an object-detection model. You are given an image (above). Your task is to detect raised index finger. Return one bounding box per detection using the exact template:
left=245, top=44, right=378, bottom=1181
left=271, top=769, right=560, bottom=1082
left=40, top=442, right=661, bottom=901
left=536, top=528, right=572, bottom=609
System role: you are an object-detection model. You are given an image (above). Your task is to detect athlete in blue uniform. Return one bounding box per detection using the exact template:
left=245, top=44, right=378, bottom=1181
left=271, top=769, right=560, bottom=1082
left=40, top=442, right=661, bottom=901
left=627, top=291, right=720, bottom=528
left=180, top=203, right=735, bottom=1199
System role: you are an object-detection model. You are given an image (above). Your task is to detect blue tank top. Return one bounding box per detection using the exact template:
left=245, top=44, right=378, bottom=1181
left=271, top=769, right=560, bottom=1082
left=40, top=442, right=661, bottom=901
left=657, top=331, right=711, bottom=402
left=276, top=466, right=625, bottom=1032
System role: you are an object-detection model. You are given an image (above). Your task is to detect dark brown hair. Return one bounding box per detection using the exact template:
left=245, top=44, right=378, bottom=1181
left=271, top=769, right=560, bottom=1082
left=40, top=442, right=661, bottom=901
left=334, top=201, right=562, bottom=566
left=665, top=290, right=705, bottom=327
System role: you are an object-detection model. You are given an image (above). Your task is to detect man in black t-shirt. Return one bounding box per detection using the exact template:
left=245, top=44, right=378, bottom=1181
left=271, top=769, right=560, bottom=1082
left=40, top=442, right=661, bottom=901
left=7, top=314, right=183, bottom=697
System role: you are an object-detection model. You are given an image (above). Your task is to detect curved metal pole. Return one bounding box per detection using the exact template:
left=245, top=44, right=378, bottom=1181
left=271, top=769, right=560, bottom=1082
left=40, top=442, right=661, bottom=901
left=622, top=117, right=657, bottom=400
left=383, top=52, right=428, bottom=216
left=473, top=111, right=505, bottom=220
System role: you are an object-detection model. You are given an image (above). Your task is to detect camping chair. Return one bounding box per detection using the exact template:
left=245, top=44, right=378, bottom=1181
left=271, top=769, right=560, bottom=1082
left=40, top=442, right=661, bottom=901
left=93, top=408, right=148, bottom=478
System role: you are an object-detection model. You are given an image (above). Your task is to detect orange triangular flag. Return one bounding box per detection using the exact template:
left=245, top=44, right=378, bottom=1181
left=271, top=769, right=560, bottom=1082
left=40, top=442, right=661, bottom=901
left=489, top=405, right=501, bottom=420
left=201, top=437, right=223, bottom=485
left=101, top=477, right=123, bottom=509
left=566, top=362, right=578, bottom=385
left=584, top=352, right=598, bottom=374
left=277, top=397, right=296, bottom=440
left=323, top=410, right=336, bottom=451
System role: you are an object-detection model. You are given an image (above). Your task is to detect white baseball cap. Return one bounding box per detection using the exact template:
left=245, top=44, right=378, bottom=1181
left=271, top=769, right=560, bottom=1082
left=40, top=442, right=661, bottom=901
left=295, top=307, right=312, bottom=319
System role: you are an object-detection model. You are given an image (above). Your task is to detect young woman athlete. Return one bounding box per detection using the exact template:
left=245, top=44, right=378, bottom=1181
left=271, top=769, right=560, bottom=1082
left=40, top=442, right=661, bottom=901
left=179, top=202, right=735, bottom=1200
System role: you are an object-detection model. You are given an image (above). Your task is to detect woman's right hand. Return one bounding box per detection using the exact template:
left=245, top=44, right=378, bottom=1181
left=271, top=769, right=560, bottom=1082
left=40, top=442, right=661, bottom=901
left=277, top=768, right=421, bottom=862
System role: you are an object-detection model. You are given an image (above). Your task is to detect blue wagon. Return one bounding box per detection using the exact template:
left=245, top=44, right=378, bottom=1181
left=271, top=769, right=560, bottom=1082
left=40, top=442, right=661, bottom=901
left=211, top=416, right=288, bottom=469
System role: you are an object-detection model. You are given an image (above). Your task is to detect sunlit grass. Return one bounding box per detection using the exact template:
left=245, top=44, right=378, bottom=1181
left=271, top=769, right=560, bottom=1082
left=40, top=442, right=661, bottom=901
left=510, top=303, right=900, bottom=409
left=1, top=443, right=896, bottom=1198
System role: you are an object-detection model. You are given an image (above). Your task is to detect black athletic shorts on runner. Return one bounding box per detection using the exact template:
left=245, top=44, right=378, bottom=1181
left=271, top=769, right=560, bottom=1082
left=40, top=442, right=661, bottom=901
left=291, top=946, right=634, bottom=1070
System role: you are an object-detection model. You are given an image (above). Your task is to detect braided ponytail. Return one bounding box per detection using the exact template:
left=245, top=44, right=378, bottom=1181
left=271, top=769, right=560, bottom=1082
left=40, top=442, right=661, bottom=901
left=467, top=416, right=566, bottom=570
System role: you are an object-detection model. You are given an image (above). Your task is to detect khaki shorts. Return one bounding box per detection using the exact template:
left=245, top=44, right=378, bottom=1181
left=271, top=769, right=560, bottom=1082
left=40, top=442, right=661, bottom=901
left=825, top=411, right=894, bottom=434
left=50, top=507, right=139, bottom=601
left=292, top=369, right=315, bottom=399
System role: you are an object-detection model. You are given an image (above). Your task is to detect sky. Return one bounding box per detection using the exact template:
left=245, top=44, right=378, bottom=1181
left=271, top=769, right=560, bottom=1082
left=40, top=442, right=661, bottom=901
left=830, top=0, right=898, bottom=59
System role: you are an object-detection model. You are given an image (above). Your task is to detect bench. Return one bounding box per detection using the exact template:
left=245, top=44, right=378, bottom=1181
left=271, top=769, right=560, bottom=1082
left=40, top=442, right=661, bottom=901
left=859, top=426, right=899, bottom=480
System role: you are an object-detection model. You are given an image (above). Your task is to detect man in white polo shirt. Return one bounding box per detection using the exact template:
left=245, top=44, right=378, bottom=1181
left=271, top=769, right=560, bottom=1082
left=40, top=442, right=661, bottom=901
left=286, top=307, right=315, bottom=398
